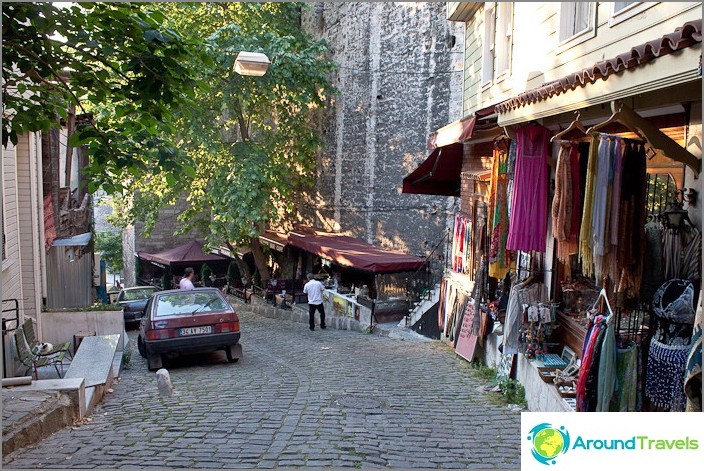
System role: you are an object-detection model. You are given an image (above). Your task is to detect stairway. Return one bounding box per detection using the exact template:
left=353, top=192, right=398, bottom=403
left=400, top=284, right=441, bottom=328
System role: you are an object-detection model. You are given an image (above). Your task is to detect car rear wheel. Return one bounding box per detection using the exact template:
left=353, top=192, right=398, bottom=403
left=147, top=353, right=163, bottom=371
left=137, top=335, right=147, bottom=358
left=225, top=345, right=239, bottom=363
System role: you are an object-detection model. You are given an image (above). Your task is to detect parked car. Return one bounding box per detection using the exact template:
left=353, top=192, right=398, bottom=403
left=116, top=286, right=158, bottom=325
left=137, top=288, right=242, bottom=371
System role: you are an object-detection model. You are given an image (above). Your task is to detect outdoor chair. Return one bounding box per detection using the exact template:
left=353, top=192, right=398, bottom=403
left=22, top=318, right=72, bottom=360
left=13, top=327, right=67, bottom=379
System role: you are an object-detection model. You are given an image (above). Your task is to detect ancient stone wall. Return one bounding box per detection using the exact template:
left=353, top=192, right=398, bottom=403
left=300, top=2, right=464, bottom=264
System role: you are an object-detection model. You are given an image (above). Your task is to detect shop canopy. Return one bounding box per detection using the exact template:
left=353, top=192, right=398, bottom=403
left=138, top=241, right=229, bottom=266
left=287, top=227, right=426, bottom=274
left=402, top=115, right=476, bottom=196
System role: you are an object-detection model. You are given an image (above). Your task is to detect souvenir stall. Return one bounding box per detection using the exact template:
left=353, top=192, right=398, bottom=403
left=476, top=103, right=702, bottom=412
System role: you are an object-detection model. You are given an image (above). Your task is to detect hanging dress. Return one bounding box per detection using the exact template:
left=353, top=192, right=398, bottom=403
left=489, top=144, right=513, bottom=278
left=506, top=123, right=551, bottom=253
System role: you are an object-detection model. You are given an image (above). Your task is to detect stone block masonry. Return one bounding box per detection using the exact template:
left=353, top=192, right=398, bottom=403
left=300, top=2, right=465, bottom=261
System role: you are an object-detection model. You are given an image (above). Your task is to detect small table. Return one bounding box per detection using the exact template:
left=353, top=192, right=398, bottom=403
left=73, top=330, right=96, bottom=354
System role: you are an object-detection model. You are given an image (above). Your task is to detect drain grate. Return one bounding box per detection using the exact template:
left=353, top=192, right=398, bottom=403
left=334, top=395, right=385, bottom=411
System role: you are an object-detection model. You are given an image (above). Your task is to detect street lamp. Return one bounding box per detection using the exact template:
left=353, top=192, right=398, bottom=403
left=234, top=51, right=270, bottom=76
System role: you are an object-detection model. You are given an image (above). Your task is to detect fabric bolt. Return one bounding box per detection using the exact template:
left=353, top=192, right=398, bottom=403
left=579, top=136, right=599, bottom=276
left=645, top=337, right=690, bottom=411
left=506, top=123, right=551, bottom=252
left=596, top=314, right=617, bottom=412
left=613, top=343, right=638, bottom=411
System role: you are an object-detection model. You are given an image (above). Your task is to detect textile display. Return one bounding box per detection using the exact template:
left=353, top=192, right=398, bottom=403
left=578, top=136, right=599, bottom=276
left=506, top=123, right=551, bottom=252
left=613, top=343, right=638, bottom=411
left=506, top=140, right=517, bottom=221
left=664, top=226, right=702, bottom=281
left=614, top=139, right=647, bottom=292
left=640, top=220, right=665, bottom=302
left=489, top=143, right=513, bottom=278
left=684, top=296, right=702, bottom=412
left=645, top=337, right=690, bottom=411
left=502, top=279, right=548, bottom=355
left=451, top=215, right=472, bottom=274
left=576, top=314, right=605, bottom=412
left=552, top=143, right=580, bottom=262
left=596, top=314, right=617, bottom=412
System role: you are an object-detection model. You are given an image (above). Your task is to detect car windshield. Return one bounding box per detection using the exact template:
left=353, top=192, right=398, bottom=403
left=155, top=291, right=229, bottom=317
left=121, top=288, right=156, bottom=301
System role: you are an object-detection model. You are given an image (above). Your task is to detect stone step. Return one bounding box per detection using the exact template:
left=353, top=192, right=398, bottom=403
left=2, top=390, right=73, bottom=458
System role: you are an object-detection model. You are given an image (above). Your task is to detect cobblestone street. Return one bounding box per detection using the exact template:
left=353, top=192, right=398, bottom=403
left=3, top=310, right=521, bottom=469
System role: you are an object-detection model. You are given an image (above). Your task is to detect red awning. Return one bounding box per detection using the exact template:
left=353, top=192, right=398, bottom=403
left=401, top=143, right=463, bottom=196
left=403, top=115, right=477, bottom=197
left=138, top=241, right=229, bottom=266
left=427, top=115, right=476, bottom=150
left=287, top=227, right=426, bottom=274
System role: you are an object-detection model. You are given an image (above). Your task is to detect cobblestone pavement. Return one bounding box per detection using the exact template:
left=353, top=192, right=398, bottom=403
left=3, top=310, right=521, bottom=469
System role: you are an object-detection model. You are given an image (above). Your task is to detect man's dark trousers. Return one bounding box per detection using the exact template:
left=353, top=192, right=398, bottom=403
left=308, top=303, right=326, bottom=330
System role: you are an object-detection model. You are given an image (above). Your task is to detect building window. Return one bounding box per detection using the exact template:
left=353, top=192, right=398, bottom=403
left=558, top=2, right=596, bottom=48
left=609, top=2, right=657, bottom=27
left=482, top=2, right=513, bottom=86
left=614, top=1, right=637, bottom=12
left=481, top=4, right=496, bottom=86
left=495, top=2, right=513, bottom=79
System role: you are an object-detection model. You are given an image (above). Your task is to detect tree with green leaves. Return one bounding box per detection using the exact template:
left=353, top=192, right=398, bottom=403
left=2, top=2, right=207, bottom=193
left=95, top=231, right=123, bottom=273
left=125, top=3, right=337, bottom=284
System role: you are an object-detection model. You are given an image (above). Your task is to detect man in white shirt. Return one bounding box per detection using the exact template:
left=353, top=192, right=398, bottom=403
left=179, top=267, right=195, bottom=290
left=303, top=273, right=326, bottom=331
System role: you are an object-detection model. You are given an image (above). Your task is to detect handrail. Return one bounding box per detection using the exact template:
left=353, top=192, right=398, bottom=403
left=2, top=298, right=21, bottom=378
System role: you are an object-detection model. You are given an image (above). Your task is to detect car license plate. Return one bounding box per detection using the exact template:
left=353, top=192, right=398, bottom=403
left=179, top=326, right=213, bottom=336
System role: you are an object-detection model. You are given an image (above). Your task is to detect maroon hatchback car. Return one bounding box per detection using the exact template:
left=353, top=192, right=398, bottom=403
left=137, top=288, right=242, bottom=371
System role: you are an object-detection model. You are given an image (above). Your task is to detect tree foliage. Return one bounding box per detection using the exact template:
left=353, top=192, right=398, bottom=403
left=125, top=3, right=337, bottom=279
left=95, top=231, right=123, bottom=273
left=2, top=2, right=207, bottom=193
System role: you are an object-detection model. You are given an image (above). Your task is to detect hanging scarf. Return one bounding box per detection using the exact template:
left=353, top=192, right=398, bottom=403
left=579, top=136, right=599, bottom=276
left=552, top=143, right=578, bottom=262
left=489, top=146, right=513, bottom=278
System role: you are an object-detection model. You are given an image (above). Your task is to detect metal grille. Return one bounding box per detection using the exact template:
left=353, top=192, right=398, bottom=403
left=645, top=173, right=679, bottom=217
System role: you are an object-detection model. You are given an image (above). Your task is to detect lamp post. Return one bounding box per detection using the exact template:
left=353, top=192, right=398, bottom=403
left=234, top=51, right=270, bottom=76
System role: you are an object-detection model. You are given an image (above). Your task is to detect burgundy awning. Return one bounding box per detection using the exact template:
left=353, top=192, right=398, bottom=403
left=287, top=227, right=426, bottom=274
left=138, top=241, right=229, bottom=266
left=427, top=115, right=476, bottom=150
left=401, top=143, right=463, bottom=196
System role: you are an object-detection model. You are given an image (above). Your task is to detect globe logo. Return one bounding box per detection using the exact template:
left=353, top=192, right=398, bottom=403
left=527, top=423, right=571, bottom=465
